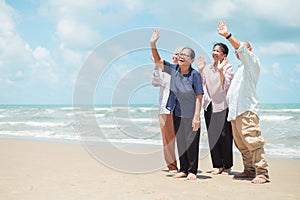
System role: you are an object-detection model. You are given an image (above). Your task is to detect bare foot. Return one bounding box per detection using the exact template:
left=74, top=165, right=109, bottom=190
left=186, top=173, right=197, bottom=180
left=173, top=172, right=187, bottom=178
left=211, top=168, right=224, bottom=175
left=252, top=176, right=269, bottom=184
left=221, top=168, right=231, bottom=175
left=233, top=172, right=255, bottom=179
left=169, top=170, right=178, bottom=175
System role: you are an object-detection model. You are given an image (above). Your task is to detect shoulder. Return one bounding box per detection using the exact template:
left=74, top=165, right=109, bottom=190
left=237, top=44, right=258, bottom=60
left=190, top=68, right=202, bottom=83
left=203, top=63, right=213, bottom=73
left=191, top=67, right=201, bottom=77
left=163, top=60, right=178, bottom=69
left=224, top=63, right=233, bottom=70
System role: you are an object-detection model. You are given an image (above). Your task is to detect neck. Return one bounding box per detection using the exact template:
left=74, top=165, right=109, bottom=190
left=180, top=65, right=190, bottom=75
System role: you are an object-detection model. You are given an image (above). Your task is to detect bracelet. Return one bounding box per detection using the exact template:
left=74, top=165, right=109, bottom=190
left=226, top=33, right=232, bottom=39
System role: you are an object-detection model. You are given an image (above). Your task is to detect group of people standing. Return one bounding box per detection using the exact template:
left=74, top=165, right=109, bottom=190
left=150, top=21, right=270, bottom=184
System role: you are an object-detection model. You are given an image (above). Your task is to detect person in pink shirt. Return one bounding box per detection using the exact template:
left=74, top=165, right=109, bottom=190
left=198, top=43, right=234, bottom=175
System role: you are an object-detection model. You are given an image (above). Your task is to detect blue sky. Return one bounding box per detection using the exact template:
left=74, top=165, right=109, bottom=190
left=1, top=0, right=300, bottom=105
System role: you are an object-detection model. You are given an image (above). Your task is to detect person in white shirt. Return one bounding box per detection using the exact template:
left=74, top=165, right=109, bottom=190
left=152, top=48, right=182, bottom=173
left=217, top=21, right=270, bottom=184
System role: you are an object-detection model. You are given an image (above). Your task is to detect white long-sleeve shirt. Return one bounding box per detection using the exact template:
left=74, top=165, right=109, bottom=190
left=227, top=44, right=260, bottom=121
left=152, top=68, right=171, bottom=114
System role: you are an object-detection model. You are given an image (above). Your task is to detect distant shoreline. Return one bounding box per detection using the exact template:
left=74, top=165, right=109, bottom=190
left=1, top=103, right=300, bottom=106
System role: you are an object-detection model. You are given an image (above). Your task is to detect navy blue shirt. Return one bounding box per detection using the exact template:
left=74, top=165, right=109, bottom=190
left=163, top=60, right=204, bottom=118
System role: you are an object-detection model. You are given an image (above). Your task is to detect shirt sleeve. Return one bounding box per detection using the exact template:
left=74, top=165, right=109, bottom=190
left=222, top=63, right=234, bottom=92
left=237, top=44, right=260, bottom=73
left=193, top=71, right=204, bottom=95
left=163, top=60, right=172, bottom=74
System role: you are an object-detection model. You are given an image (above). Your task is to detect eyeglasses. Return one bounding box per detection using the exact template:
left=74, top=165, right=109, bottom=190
left=179, top=53, right=191, bottom=58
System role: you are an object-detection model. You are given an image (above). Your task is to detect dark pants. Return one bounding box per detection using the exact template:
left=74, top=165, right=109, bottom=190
left=204, top=103, right=233, bottom=169
left=173, top=115, right=200, bottom=175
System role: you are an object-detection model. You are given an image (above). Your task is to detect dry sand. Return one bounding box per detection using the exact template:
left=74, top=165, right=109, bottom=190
left=0, top=138, right=299, bottom=200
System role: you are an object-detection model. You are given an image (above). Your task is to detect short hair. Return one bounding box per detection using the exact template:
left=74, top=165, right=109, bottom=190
left=174, top=47, right=183, bottom=55
left=182, top=47, right=195, bottom=59
left=213, top=43, right=229, bottom=56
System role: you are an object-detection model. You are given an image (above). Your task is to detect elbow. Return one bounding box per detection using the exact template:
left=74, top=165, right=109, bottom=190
left=152, top=82, right=160, bottom=87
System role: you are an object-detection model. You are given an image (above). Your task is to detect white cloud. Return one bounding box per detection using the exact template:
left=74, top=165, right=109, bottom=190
left=0, top=1, right=58, bottom=87
left=258, top=42, right=300, bottom=56
left=190, top=0, right=237, bottom=20
left=1, top=0, right=298, bottom=104
left=125, top=0, right=144, bottom=11
left=59, top=44, right=83, bottom=67
left=56, top=19, right=100, bottom=49
left=39, top=0, right=157, bottom=83
left=239, top=0, right=300, bottom=28
left=271, top=62, right=281, bottom=77
left=290, top=78, right=299, bottom=85
left=260, top=65, right=269, bottom=75
left=0, top=0, right=15, bottom=37
left=0, top=3, right=32, bottom=64
left=44, top=0, right=107, bottom=18
left=44, top=0, right=144, bottom=65
left=33, top=46, right=51, bottom=60
left=31, top=46, right=59, bottom=84
left=15, top=70, right=23, bottom=78
left=0, top=3, right=32, bottom=84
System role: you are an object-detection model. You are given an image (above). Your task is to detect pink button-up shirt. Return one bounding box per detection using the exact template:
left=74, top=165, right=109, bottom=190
left=203, top=63, right=234, bottom=113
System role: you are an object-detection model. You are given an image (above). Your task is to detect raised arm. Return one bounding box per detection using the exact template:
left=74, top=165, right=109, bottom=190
left=217, top=57, right=228, bottom=88
left=217, top=21, right=240, bottom=49
left=197, top=56, right=206, bottom=85
left=218, top=21, right=257, bottom=71
left=150, top=30, right=164, bottom=69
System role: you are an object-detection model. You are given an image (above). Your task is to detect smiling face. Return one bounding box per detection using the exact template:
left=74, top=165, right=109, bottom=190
left=178, top=48, right=194, bottom=67
left=212, top=44, right=226, bottom=63
left=235, top=42, right=252, bottom=60
left=172, top=47, right=182, bottom=64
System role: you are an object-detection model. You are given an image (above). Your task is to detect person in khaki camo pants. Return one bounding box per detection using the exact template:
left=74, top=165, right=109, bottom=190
left=217, top=21, right=270, bottom=184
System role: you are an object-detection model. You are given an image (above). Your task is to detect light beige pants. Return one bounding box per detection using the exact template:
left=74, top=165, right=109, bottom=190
left=231, top=111, right=269, bottom=178
left=159, top=114, right=177, bottom=171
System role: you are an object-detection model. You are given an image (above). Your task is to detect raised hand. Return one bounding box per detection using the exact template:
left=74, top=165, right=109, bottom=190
left=197, top=56, right=206, bottom=72
left=150, top=29, right=160, bottom=45
left=217, top=57, right=228, bottom=70
left=217, top=21, right=229, bottom=37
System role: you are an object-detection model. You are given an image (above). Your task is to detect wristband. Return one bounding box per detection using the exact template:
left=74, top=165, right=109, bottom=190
left=226, top=33, right=232, bottom=39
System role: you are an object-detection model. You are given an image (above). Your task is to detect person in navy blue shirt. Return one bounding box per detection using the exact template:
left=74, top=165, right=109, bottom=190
left=150, top=30, right=204, bottom=180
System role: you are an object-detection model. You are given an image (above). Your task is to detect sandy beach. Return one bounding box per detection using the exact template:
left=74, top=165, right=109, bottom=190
left=0, top=138, right=299, bottom=200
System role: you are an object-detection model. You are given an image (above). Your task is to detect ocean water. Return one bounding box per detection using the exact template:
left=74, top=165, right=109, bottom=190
left=0, top=104, right=299, bottom=159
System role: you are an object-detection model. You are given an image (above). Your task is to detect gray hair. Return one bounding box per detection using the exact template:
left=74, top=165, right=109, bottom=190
left=182, top=47, right=195, bottom=59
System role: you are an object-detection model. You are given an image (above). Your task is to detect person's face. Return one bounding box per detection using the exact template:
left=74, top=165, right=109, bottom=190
left=178, top=48, right=194, bottom=67
left=212, top=45, right=225, bottom=63
left=172, top=52, right=179, bottom=64
left=235, top=42, right=252, bottom=60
